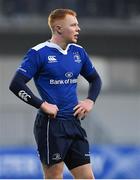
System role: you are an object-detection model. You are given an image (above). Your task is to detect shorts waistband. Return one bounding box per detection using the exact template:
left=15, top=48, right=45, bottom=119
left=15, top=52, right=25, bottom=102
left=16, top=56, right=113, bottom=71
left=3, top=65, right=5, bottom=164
left=38, top=109, right=79, bottom=121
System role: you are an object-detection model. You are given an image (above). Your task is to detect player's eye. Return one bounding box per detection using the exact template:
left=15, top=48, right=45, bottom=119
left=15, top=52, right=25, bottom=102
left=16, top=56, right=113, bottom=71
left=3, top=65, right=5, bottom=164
left=71, top=23, right=79, bottom=28
left=71, top=23, right=76, bottom=26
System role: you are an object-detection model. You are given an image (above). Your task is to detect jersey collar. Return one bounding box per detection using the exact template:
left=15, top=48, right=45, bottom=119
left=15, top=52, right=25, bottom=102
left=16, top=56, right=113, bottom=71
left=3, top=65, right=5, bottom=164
left=45, top=41, right=71, bottom=55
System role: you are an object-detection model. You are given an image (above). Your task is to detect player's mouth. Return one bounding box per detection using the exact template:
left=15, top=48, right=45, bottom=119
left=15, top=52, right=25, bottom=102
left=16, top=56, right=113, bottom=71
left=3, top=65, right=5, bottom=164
left=74, top=34, right=79, bottom=40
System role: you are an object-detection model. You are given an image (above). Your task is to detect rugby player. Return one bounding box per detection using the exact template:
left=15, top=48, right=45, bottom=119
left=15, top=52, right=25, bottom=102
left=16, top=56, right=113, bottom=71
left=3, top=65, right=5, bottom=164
left=9, top=8, right=102, bottom=179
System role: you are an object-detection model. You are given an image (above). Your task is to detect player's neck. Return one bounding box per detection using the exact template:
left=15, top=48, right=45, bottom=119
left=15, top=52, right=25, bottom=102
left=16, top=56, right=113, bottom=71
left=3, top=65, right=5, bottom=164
left=50, top=35, right=68, bottom=50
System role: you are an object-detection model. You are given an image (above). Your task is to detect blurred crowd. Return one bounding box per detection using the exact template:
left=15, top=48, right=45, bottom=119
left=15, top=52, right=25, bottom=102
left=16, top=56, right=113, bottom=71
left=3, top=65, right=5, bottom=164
left=0, top=0, right=140, bottom=19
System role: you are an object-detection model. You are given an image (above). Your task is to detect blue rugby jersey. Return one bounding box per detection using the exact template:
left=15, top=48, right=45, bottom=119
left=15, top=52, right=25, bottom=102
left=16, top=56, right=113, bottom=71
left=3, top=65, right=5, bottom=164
left=17, top=41, right=95, bottom=118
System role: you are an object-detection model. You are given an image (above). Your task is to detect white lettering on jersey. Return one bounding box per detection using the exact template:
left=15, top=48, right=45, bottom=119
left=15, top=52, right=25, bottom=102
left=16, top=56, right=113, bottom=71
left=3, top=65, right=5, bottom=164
left=50, top=79, right=77, bottom=85
left=18, top=90, right=31, bottom=102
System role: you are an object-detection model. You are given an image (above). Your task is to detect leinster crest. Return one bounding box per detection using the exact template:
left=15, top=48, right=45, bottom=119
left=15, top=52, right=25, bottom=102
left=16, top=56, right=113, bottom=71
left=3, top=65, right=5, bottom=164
left=73, top=52, right=81, bottom=63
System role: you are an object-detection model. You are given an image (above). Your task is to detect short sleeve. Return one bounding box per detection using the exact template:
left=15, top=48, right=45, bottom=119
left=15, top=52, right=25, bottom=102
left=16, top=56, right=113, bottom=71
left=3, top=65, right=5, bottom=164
left=17, top=49, right=41, bottom=79
left=80, top=49, right=95, bottom=78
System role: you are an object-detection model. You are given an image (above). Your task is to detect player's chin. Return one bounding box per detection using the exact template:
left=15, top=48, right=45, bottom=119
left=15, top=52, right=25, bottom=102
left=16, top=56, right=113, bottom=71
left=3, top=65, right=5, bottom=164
left=71, top=38, right=78, bottom=43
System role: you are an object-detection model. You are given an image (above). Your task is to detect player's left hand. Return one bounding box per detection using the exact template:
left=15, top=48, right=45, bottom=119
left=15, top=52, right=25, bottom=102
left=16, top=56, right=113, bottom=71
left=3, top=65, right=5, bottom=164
left=73, top=99, right=94, bottom=120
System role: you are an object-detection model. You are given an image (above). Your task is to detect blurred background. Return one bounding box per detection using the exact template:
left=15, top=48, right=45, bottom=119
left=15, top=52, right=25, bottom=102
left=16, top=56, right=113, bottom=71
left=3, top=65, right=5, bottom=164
left=0, top=0, right=140, bottom=179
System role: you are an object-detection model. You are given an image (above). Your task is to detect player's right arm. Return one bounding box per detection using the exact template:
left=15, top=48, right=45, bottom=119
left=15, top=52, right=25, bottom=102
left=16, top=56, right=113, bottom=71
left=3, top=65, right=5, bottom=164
left=9, top=71, right=58, bottom=118
left=9, top=49, right=58, bottom=118
left=9, top=71, right=43, bottom=108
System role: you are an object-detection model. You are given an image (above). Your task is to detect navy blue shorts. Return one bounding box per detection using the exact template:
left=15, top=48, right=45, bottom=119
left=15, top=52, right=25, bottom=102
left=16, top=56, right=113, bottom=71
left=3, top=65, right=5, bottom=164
left=33, top=110, right=90, bottom=170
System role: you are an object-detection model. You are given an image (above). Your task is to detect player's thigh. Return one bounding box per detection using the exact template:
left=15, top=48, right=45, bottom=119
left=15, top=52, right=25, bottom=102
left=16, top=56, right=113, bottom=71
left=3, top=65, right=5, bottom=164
left=42, top=161, right=64, bottom=179
left=70, top=163, right=95, bottom=179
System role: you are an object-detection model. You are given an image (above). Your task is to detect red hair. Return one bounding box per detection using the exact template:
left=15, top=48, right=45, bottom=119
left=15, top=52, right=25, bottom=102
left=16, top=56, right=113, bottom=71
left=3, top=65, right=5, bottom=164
left=48, top=9, right=77, bottom=31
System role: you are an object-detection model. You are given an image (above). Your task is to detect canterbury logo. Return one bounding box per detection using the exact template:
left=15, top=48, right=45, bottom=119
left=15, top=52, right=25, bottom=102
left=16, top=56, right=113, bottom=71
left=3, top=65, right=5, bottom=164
left=18, top=90, right=31, bottom=102
left=48, top=56, right=57, bottom=63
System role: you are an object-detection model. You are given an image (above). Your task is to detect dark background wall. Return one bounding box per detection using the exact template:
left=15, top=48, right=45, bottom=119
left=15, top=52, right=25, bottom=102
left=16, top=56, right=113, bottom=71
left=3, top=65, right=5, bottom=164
left=1, top=26, right=140, bottom=58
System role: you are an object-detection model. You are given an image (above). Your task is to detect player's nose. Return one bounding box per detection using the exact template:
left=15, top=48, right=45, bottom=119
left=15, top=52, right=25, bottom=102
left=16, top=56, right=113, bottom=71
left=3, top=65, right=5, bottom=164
left=77, top=25, right=81, bottom=32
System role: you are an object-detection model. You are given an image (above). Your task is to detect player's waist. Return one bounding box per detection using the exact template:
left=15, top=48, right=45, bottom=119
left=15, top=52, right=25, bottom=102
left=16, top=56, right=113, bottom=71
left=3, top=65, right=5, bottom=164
left=38, top=109, right=77, bottom=121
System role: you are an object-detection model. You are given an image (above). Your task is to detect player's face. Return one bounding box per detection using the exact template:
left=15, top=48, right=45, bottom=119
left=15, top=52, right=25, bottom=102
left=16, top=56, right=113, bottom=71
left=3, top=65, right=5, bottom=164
left=60, top=15, right=80, bottom=43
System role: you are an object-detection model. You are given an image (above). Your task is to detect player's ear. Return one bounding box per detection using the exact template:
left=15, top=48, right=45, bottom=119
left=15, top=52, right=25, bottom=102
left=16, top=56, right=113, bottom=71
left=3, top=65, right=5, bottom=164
left=55, top=25, right=62, bottom=35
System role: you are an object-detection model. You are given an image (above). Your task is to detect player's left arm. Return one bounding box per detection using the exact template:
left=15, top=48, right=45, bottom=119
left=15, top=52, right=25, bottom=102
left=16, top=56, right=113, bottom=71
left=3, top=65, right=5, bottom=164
left=74, top=49, right=102, bottom=119
left=85, top=68, right=102, bottom=102
left=74, top=69, right=102, bottom=119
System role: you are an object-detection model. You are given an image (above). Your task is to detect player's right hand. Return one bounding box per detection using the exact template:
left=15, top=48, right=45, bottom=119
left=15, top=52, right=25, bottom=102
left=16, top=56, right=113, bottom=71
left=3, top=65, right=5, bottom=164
left=40, top=101, right=59, bottom=118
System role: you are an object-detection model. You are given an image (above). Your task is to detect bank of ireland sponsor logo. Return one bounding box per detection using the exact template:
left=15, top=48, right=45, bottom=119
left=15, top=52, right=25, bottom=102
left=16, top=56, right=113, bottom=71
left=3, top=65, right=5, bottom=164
left=50, top=79, right=77, bottom=85
left=48, top=55, right=57, bottom=63
left=65, top=72, right=73, bottom=78
left=18, top=90, right=31, bottom=102
left=50, top=72, right=77, bottom=85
